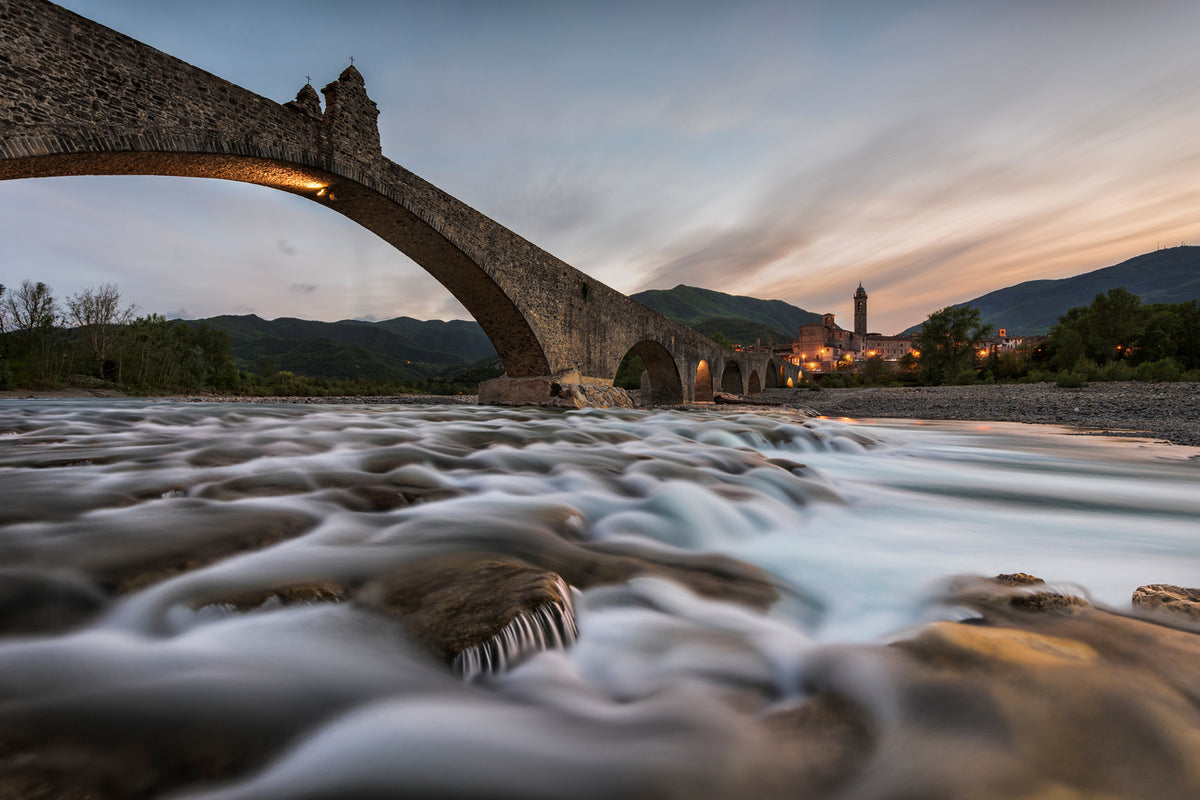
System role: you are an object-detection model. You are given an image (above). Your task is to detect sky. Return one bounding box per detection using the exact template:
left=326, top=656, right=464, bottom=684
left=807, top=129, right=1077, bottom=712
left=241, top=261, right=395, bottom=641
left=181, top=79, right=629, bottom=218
left=4, top=0, right=1200, bottom=335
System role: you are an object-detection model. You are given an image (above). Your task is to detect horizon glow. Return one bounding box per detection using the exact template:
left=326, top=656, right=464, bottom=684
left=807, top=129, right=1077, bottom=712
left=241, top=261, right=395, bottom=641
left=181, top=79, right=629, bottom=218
left=3, top=0, right=1200, bottom=335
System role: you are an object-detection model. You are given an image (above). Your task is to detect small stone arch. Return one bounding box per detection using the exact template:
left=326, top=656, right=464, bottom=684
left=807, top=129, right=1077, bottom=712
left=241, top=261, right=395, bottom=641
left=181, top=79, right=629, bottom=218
left=765, top=360, right=780, bottom=389
left=786, top=377, right=794, bottom=387
left=618, top=340, right=683, bottom=404
left=748, top=370, right=762, bottom=394
left=694, top=360, right=714, bottom=403
left=720, top=361, right=743, bottom=394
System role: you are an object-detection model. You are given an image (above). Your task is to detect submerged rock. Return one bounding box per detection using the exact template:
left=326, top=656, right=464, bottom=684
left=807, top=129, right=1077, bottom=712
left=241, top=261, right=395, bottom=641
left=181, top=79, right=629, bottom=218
left=763, top=695, right=876, bottom=798
left=777, top=573, right=1200, bottom=799
left=947, top=572, right=1090, bottom=614
left=0, top=568, right=107, bottom=636
left=992, top=572, right=1045, bottom=587
left=68, top=507, right=319, bottom=596
left=1131, top=583, right=1200, bottom=622
left=188, top=582, right=347, bottom=612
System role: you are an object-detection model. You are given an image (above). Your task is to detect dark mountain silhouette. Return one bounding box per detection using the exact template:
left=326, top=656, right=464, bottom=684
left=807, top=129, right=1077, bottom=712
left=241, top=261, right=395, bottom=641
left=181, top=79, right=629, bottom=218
left=191, top=314, right=496, bottom=382
left=191, top=284, right=819, bottom=381
left=903, top=246, right=1200, bottom=335
left=631, top=284, right=819, bottom=344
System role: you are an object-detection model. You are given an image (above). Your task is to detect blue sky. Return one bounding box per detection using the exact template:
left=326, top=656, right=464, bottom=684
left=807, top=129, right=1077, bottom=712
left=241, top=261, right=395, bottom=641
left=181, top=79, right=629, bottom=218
left=4, top=0, right=1200, bottom=335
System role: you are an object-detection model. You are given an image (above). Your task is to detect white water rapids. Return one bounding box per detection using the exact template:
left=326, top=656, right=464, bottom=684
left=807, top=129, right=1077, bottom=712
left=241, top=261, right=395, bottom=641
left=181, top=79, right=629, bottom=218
left=1, top=400, right=1198, bottom=798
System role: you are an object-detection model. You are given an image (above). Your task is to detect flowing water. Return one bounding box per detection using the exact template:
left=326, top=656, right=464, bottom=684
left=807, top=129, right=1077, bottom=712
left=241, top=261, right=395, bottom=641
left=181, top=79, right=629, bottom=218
left=1, top=400, right=1198, bottom=798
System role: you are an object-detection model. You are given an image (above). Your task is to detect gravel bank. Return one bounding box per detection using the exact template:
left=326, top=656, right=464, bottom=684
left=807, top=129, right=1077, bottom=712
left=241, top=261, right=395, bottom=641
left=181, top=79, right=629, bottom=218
left=757, top=382, right=1200, bottom=447
left=175, top=394, right=479, bottom=405
left=6, top=383, right=1198, bottom=447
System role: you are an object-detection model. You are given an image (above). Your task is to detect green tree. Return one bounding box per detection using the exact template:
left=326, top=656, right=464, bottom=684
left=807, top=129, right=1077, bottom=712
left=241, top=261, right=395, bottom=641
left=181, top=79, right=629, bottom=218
left=0, top=283, right=9, bottom=389
left=857, top=354, right=891, bottom=386
left=1047, top=288, right=1144, bottom=369
left=614, top=352, right=647, bottom=390
left=64, top=283, right=136, bottom=379
left=1170, top=300, right=1200, bottom=370
left=1087, top=287, right=1143, bottom=362
left=710, top=331, right=734, bottom=349
left=915, top=305, right=993, bottom=385
left=1136, top=306, right=1181, bottom=364
left=2, top=280, right=61, bottom=381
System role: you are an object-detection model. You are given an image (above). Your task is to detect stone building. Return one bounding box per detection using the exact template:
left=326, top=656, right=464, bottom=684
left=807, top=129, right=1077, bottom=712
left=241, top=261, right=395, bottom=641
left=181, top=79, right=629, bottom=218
left=793, top=313, right=862, bottom=371
left=787, top=284, right=916, bottom=371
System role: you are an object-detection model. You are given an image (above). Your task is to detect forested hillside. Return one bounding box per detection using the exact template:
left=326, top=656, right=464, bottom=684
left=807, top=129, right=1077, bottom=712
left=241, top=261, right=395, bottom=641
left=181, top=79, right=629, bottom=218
left=905, top=246, right=1200, bottom=335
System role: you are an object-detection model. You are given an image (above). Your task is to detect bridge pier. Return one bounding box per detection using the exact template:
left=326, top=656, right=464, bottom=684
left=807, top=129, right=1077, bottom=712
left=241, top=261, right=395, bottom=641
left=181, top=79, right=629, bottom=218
left=478, top=372, right=633, bottom=409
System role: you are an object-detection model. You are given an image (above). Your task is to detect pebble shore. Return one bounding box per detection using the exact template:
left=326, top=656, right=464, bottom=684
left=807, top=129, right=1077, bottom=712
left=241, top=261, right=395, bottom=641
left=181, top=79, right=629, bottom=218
left=758, top=381, right=1200, bottom=448
left=6, top=381, right=1198, bottom=447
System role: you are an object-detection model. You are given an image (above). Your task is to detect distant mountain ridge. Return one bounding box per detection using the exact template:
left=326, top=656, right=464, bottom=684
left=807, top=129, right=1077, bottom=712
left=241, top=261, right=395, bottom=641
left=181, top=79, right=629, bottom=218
left=190, top=314, right=497, bottom=382
left=191, top=285, right=816, bottom=381
left=631, top=284, right=819, bottom=344
left=190, top=247, right=1199, bottom=380
left=905, top=246, right=1200, bottom=335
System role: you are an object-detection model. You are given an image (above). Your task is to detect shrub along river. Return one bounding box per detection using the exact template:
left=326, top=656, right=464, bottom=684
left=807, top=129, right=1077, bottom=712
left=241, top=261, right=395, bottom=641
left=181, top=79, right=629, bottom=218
left=1, top=400, right=1199, bottom=798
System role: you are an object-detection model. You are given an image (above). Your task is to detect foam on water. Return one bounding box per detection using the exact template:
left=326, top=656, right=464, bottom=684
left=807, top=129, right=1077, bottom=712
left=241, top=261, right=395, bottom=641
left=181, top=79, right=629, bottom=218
left=1, top=400, right=1198, bottom=798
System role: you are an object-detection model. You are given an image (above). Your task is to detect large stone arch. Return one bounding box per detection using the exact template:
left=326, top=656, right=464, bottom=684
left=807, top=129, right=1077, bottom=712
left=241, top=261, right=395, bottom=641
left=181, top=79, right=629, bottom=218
left=0, top=146, right=556, bottom=379
left=619, top=340, right=683, bottom=405
left=720, top=361, right=743, bottom=394
left=747, top=370, right=762, bottom=394
left=0, top=0, right=760, bottom=403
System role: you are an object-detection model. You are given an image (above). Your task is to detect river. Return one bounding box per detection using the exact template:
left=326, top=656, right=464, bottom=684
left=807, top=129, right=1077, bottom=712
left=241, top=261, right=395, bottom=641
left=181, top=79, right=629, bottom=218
left=1, top=401, right=1198, bottom=798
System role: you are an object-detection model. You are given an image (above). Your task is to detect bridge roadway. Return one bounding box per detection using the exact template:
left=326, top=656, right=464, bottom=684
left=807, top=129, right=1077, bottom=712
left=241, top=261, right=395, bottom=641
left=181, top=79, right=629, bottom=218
left=0, top=0, right=801, bottom=404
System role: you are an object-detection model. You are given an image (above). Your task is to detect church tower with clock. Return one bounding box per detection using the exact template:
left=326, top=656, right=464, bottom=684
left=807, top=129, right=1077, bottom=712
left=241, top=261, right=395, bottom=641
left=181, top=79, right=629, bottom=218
left=853, top=283, right=868, bottom=336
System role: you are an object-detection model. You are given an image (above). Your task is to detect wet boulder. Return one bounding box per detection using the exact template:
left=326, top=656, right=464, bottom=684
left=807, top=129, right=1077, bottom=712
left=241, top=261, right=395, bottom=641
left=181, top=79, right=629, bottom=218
left=946, top=572, right=1089, bottom=614
left=354, top=554, right=577, bottom=677
left=1132, top=583, right=1200, bottom=622
left=778, top=573, right=1200, bottom=799
left=0, top=567, right=107, bottom=636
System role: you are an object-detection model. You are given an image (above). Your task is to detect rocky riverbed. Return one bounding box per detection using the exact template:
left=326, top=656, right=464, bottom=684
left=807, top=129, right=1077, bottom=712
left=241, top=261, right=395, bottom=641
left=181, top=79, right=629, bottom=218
left=2, top=400, right=1200, bottom=798
left=5, top=381, right=1199, bottom=446
left=749, top=381, right=1200, bottom=447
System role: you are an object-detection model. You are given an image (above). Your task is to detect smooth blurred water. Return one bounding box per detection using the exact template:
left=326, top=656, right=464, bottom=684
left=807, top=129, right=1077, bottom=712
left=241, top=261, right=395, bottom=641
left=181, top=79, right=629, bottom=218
left=1, top=401, right=1197, bottom=798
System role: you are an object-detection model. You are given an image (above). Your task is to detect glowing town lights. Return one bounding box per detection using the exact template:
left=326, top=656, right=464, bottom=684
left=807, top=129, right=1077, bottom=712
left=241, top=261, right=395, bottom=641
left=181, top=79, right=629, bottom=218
left=316, top=187, right=326, bottom=196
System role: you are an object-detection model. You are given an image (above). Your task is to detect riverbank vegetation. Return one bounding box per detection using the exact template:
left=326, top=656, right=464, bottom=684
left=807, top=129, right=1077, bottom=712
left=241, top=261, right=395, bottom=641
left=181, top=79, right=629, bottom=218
left=3, top=279, right=1194, bottom=396
left=814, top=288, right=1200, bottom=389
left=0, top=280, right=497, bottom=396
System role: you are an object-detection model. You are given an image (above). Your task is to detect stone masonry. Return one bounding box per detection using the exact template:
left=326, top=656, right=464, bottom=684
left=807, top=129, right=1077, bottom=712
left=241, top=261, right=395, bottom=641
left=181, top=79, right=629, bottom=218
left=0, top=0, right=801, bottom=403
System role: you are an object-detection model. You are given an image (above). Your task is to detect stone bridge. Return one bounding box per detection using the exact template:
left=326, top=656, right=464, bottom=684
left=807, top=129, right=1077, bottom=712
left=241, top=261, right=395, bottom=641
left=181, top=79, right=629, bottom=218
left=0, top=0, right=802, bottom=404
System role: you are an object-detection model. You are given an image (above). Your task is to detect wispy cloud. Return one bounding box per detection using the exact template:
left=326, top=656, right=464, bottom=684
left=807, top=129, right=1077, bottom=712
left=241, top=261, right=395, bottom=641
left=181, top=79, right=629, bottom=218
left=8, top=0, right=1200, bottom=337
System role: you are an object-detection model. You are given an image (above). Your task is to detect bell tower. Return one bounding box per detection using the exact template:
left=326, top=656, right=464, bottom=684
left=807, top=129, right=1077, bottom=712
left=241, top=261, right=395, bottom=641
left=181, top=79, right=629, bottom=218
left=853, top=283, right=868, bottom=336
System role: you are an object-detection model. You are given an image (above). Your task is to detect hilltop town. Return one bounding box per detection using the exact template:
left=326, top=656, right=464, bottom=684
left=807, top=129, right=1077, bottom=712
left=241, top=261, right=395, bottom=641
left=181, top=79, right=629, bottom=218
left=737, top=283, right=1036, bottom=374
